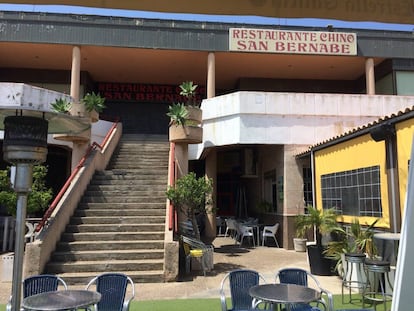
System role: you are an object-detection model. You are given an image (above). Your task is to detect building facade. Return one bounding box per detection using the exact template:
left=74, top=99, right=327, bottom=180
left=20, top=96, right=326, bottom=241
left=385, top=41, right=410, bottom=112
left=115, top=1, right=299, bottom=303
left=1, top=11, right=414, bottom=248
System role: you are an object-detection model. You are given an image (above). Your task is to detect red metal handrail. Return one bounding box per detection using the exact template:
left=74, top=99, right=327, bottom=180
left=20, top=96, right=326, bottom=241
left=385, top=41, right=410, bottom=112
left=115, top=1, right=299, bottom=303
left=168, top=142, right=177, bottom=232
left=35, top=119, right=119, bottom=232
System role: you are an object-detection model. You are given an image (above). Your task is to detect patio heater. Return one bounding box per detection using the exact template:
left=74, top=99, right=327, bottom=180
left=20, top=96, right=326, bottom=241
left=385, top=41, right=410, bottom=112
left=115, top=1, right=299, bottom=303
left=0, top=83, right=90, bottom=311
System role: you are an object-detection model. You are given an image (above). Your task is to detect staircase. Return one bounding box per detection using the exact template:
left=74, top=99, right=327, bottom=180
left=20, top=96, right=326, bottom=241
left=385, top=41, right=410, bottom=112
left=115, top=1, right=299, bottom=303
left=44, top=135, right=170, bottom=284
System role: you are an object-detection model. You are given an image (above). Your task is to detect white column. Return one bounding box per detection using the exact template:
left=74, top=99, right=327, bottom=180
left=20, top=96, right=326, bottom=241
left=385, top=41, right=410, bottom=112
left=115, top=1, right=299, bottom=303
left=365, top=58, right=375, bottom=95
left=207, top=52, right=215, bottom=99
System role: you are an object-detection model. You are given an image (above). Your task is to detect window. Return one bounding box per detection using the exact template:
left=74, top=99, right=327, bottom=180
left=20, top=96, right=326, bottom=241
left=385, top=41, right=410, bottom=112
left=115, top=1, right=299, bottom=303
left=321, top=165, right=382, bottom=217
left=303, top=167, right=313, bottom=207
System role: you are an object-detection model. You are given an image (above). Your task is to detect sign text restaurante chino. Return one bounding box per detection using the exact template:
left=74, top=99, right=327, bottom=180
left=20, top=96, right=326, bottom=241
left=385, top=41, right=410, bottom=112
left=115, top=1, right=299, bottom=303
left=229, top=28, right=357, bottom=56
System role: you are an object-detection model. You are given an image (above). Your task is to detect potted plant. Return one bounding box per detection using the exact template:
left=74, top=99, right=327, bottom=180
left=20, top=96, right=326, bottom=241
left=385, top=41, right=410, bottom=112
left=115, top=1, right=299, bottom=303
left=325, top=218, right=379, bottom=275
left=295, top=205, right=339, bottom=275
left=293, top=214, right=308, bottom=252
left=168, top=81, right=203, bottom=144
left=50, top=98, right=71, bottom=114
left=166, top=172, right=213, bottom=240
left=81, top=92, right=106, bottom=122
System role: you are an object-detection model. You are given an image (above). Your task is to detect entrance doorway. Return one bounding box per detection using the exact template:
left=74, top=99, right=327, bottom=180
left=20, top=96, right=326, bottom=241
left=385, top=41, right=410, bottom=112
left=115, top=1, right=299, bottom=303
left=104, top=101, right=170, bottom=134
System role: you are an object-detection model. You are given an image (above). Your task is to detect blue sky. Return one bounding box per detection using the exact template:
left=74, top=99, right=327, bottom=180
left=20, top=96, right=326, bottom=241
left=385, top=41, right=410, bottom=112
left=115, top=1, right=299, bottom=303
left=0, top=3, right=413, bottom=31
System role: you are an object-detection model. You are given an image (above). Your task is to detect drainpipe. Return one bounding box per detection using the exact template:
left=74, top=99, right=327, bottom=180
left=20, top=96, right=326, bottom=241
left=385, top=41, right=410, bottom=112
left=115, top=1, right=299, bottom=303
left=370, top=123, right=401, bottom=232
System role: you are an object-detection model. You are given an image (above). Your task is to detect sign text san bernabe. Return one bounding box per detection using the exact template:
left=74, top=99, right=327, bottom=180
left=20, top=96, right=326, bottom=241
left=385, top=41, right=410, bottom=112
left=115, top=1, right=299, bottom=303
left=229, top=28, right=357, bottom=55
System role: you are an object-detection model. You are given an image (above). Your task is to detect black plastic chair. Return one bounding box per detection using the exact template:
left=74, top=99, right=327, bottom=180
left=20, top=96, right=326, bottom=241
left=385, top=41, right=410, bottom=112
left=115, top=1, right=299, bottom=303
left=275, top=268, right=333, bottom=311
left=220, top=269, right=267, bottom=311
left=86, top=273, right=135, bottom=311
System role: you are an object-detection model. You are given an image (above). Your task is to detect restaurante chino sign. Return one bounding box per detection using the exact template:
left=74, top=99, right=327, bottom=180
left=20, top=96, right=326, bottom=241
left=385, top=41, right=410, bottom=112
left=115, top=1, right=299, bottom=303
left=229, top=28, right=357, bottom=56
left=97, top=82, right=206, bottom=103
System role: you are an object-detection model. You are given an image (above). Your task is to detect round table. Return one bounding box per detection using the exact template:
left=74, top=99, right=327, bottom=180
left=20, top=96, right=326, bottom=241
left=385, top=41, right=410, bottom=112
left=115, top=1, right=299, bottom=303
left=249, top=283, right=320, bottom=310
left=22, top=289, right=101, bottom=311
left=374, top=232, right=400, bottom=266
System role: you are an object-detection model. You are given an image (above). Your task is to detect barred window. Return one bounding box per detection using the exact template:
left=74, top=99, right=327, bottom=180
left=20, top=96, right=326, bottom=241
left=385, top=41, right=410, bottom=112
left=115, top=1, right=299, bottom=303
left=321, top=165, right=382, bottom=217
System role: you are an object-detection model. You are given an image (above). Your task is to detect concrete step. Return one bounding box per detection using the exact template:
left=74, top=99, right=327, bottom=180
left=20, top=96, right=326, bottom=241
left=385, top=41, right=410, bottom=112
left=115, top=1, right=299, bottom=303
left=55, top=240, right=164, bottom=251
left=45, top=136, right=170, bottom=283
left=84, top=187, right=166, bottom=195
left=80, top=197, right=167, bottom=205
left=66, top=223, right=165, bottom=233
left=58, top=270, right=165, bottom=285
left=74, top=210, right=165, bottom=217
left=69, top=216, right=165, bottom=225
left=61, top=231, right=164, bottom=241
left=51, top=249, right=164, bottom=261
left=46, top=259, right=164, bottom=273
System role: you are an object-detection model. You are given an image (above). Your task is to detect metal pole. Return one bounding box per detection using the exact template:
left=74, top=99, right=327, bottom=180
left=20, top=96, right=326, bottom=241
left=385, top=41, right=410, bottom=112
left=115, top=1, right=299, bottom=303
left=10, top=163, right=33, bottom=311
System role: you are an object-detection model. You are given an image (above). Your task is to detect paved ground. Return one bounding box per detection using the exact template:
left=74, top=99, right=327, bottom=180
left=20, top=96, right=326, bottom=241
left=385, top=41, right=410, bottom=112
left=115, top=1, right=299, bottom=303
left=0, top=236, right=343, bottom=303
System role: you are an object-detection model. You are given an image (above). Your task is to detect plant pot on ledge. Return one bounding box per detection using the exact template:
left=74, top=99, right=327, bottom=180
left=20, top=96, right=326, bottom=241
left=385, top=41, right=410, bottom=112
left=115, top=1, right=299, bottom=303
left=169, top=125, right=202, bottom=144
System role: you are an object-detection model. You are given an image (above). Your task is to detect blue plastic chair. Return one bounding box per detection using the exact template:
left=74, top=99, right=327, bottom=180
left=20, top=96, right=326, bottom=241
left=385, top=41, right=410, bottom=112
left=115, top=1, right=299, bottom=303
left=220, top=269, right=267, bottom=311
left=86, top=273, right=135, bottom=311
left=275, top=268, right=333, bottom=311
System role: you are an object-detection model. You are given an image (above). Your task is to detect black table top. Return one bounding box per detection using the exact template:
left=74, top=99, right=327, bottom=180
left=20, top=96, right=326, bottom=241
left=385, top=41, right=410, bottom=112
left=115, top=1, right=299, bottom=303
left=249, top=283, right=320, bottom=305
left=22, top=289, right=101, bottom=311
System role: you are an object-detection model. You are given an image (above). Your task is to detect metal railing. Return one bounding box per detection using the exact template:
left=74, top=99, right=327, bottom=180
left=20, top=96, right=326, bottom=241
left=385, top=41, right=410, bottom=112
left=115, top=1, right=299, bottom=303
left=168, top=142, right=178, bottom=233
left=35, top=119, right=119, bottom=233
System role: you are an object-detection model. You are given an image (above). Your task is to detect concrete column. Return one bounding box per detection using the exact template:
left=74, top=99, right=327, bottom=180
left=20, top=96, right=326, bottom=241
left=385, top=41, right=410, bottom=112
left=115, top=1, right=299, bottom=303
left=69, top=46, right=90, bottom=172
left=205, top=149, right=217, bottom=240
left=283, top=145, right=307, bottom=249
left=70, top=46, right=81, bottom=103
left=207, top=53, right=216, bottom=99
left=365, top=58, right=376, bottom=95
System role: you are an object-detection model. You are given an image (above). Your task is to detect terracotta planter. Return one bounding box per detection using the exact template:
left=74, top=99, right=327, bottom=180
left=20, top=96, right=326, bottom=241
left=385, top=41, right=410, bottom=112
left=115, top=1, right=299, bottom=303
left=169, top=125, right=202, bottom=144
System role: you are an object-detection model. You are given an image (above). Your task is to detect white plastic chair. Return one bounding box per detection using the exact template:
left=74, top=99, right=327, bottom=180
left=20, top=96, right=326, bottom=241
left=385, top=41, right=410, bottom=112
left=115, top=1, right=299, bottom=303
left=224, top=218, right=238, bottom=240
left=261, top=223, right=280, bottom=247
left=238, top=224, right=255, bottom=247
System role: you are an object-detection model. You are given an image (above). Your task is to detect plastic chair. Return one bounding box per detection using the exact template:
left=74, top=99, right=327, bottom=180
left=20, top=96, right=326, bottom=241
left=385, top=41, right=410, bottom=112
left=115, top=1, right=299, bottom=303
left=261, top=223, right=280, bottom=247
left=220, top=269, right=267, bottom=311
left=6, top=274, right=68, bottom=311
left=86, top=273, right=135, bottom=311
left=275, top=268, right=333, bottom=311
left=224, top=218, right=238, bottom=239
left=237, top=224, right=256, bottom=247
left=181, top=235, right=214, bottom=276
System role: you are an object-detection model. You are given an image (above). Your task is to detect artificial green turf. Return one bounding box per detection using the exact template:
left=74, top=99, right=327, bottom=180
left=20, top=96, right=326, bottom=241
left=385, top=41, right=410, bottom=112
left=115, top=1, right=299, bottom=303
left=0, top=294, right=392, bottom=310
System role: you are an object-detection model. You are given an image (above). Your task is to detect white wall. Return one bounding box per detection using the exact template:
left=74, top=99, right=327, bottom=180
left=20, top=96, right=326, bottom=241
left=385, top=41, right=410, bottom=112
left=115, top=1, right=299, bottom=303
left=189, top=92, right=414, bottom=159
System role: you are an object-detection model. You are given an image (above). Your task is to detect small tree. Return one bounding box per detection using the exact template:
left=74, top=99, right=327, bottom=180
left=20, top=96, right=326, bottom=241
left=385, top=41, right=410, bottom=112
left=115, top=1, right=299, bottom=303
left=166, top=172, right=213, bottom=240
left=0, top=165, right=53, bottom=216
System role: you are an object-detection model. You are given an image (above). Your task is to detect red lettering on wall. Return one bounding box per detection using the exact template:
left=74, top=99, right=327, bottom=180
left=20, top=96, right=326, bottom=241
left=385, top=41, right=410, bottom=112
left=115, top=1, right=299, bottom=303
left=97, top=82, right=206, bottom=103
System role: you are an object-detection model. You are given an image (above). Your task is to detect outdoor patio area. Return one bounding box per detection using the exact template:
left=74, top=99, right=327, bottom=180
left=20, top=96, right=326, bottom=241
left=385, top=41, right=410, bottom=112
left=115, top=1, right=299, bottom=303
left=0, top=236, right=343, bottom=304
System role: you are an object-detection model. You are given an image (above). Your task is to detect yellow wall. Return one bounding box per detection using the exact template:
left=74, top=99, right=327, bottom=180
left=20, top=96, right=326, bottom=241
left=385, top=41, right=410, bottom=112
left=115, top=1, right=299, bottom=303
left=396, top=119, right=414, bottom=218
left=314, top=134, right=389, bottom=228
